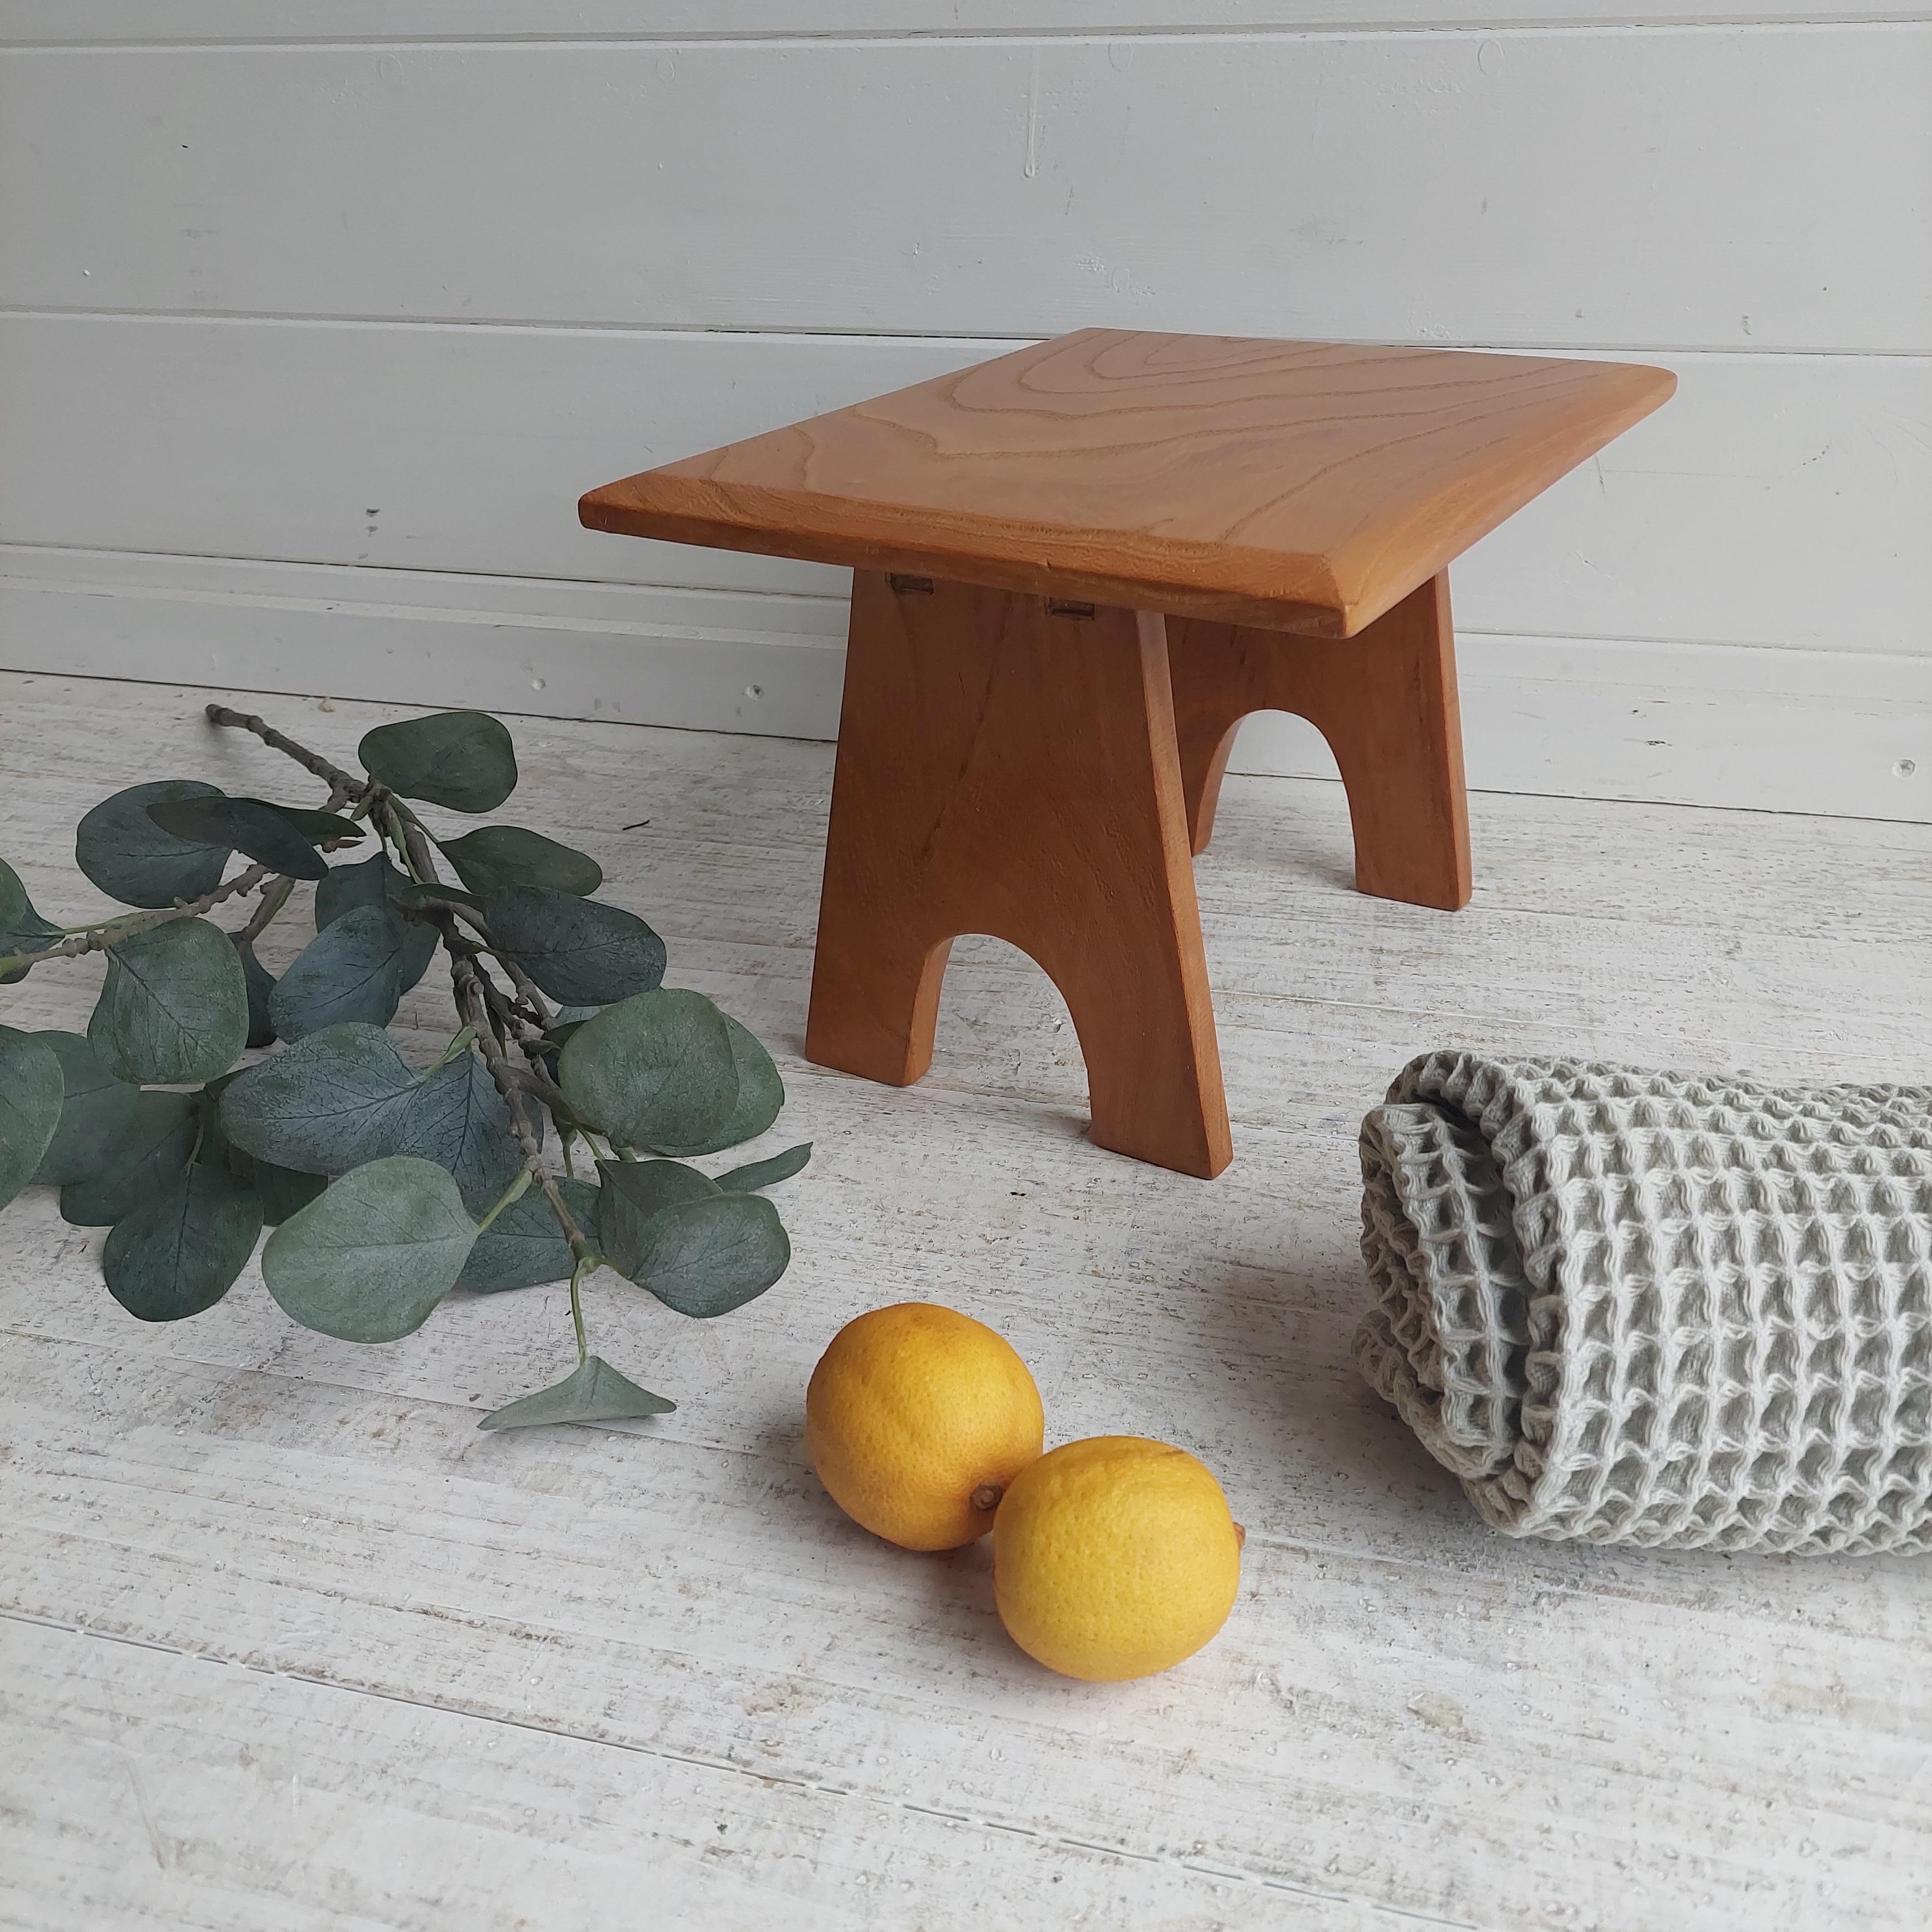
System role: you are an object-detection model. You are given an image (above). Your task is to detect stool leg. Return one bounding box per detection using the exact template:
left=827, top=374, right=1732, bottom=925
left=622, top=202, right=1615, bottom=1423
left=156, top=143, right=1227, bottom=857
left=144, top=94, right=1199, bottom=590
left=1167, top=574, right=1472, bottom=912
left=806, top=570, right=1232, bottom=1179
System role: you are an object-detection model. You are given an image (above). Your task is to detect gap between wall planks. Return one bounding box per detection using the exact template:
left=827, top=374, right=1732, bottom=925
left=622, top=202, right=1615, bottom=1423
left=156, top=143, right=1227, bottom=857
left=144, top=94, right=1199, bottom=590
left=3, top=671, right=1931, bottom=1930
left=6, top=1, right=1931, bottom=41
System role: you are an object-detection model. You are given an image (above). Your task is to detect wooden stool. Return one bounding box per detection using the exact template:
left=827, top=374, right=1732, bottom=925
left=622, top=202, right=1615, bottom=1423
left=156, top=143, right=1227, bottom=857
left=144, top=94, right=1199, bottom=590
left=582, top=331, right=1673, bottom=1178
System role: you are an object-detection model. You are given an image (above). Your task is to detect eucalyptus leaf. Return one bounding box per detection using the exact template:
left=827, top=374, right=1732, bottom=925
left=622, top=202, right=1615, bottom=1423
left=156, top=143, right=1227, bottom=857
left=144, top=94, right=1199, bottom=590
left=477, top=1354, right=674, bottom=1431
left=595, top=1157, right=719, bottom=1284
left=386, top=876, right=481, bottom=916
left=456, top=1175, right=600, bottom=1293
left=715, top=1141, right=812, bottom=1194
left=74, top=779, right=230, bottom=909
left=0, top=1028, right=63, bottom=1211
left=31, top=1031, right=143, bottom=1185
left=542, top=1006, right=599, bottom=1052
left=218, top=1022, right=418, bottom=1174
left=314, top=852, right=437, bottom=993
left=556, top=988, right=738, bottom=1151
left=614, top=1192, right=790, bottom=1319
left=88, top=916, right=249, bottom=1085
left=219, top=1138, right=329, bottom=1225
left=146, top=795, right=357, bottom=882
left=103, top=1165, right=263, bottom=1323
left=270, top=904, right=407, bottom=1040
left=250, top=1160, right=329, bottom=1225
left=267, top=804, right=368, bottom=846
left=358, top=711, right=517, bottom=814
left=59, top=1089, right=198, bottom=1226
left=483, top=885, right=664, bottom=1006
left=648, top=1017, right=785, bottom=1157
left=442, top=826, right=602, bottom=899
left=397, top=1048, right=523, bottom=1210
left=233, top=935, right=278, bottom=1048
left=261, top=1155, right=475, bottom=1342
left=0, top=858, right=65, bottom=983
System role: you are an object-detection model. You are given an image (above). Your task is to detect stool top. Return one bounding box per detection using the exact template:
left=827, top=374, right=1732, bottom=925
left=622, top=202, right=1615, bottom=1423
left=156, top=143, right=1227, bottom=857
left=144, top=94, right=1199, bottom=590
left=580, top=330, right=1673, bottom=637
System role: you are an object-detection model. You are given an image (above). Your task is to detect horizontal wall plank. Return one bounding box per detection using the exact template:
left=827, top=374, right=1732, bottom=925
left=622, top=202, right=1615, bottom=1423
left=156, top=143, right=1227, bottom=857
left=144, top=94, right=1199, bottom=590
left=2, top=31, right=1926, bottom=353
left=4, top=546, right=1926, bottom=820
left=2, top=316, right=1926, bottom=654
left=7, top=1, right=1928, bottom=40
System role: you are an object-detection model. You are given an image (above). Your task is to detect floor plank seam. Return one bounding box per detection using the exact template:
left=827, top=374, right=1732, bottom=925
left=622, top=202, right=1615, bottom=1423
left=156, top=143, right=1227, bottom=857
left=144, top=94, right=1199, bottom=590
left=3, top=1606, right=1482, bottom=1926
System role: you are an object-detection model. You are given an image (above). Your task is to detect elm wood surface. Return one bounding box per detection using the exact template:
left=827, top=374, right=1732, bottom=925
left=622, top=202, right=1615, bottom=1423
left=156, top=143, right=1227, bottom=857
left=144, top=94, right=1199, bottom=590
left=1170, top=575, right=1473, bottom=912
left=579, top=329, right=1677, bottom=638
left=805, top=570, right=1232, bottom=1179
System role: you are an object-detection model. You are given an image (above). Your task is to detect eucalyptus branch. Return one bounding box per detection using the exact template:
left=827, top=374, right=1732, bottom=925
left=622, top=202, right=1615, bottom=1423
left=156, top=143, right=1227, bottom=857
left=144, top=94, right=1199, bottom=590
left=205, top=703, right=372, bottom=801
left=0, top=860, right=278, bottom=974
left=438, top=913, right=596, bottom=1269
left=497, top=1060, right=574, bottom=1116
left=235, top=873, right=296, bottom=944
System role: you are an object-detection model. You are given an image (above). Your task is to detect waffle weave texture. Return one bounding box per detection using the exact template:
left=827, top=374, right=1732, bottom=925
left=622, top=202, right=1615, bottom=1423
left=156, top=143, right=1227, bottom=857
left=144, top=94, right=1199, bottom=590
left=1353, top=1054, right=1932, bottom=1554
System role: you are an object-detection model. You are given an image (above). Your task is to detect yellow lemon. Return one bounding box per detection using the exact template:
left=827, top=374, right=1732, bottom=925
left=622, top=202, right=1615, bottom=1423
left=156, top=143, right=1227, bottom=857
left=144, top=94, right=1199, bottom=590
left=806, top=1302, right=1045, bottom=1551
left=992, top=1436, right=1243, bottom=1681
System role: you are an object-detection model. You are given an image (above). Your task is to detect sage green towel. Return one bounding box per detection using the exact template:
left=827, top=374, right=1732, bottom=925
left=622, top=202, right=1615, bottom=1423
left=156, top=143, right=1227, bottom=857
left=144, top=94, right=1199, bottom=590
left=1354, top=1054, right=1932, bottom=1554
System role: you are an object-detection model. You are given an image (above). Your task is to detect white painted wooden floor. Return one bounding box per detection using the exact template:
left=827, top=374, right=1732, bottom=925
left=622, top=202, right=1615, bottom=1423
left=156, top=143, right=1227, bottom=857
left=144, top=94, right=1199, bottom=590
left=3, top=671, right=1930, bottom=1932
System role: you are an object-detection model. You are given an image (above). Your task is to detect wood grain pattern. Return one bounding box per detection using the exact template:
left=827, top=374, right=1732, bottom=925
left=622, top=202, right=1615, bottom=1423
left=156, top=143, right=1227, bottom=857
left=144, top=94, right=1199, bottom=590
left=805, top=570, right=1231, bottom=1177
left=581, top=330, right=1676, bottom=637
left=4, top=674, right=1932, bottom=1930
left=1171, top=575, right=1473, bottom=910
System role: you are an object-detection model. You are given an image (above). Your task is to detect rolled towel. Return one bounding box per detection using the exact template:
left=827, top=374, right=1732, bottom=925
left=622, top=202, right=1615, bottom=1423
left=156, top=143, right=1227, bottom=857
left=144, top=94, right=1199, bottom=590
left=1354, top=1053, right=1932, bottom=1555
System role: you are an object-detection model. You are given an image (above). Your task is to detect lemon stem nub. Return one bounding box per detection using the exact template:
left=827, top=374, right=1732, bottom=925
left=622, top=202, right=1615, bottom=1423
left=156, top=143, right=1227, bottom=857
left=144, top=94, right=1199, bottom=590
left=1234, top=1522, right=1247, bottom=1549
left=971, top=1482, right=1005, bottom=1514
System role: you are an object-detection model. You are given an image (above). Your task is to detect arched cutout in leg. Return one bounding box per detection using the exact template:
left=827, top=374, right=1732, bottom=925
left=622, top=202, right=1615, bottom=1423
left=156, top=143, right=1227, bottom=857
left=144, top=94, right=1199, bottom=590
left=1166, top=574, right=1472, bottom=911
left=806, top=571, right=1232, bottom=1179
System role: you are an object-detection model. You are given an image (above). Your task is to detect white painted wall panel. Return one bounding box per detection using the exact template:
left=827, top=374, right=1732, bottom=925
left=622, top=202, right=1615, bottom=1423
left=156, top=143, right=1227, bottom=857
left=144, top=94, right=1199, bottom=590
left=0, top=11, right=1924, bottom=817
left=3, top=316, right=1926, bottom=654
left=4, top=32, right=1926, bottom=353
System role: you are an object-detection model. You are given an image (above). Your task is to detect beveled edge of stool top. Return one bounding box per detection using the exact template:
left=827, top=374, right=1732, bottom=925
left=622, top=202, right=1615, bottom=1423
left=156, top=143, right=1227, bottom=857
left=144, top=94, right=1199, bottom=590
left=580, top=329, right=1674, bottom=638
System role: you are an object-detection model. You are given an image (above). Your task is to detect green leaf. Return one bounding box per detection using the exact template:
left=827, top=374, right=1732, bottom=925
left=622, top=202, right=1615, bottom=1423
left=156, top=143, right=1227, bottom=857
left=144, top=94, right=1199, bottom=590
left=456, top=1175, right=600, bottom=1293
left=261, top=1155, right=475, bottom=1342
left=358, top=711, right=518, bottom=814
left=314, top=854, right=436, bottom=993
left=233, top=936, right=278, bottom=1048
left=397, top=1049, right=523, bottom=1211
left=269, top=904, right=407, bottom=1040
left=88, top=917, right=249, bottom=1085
left=58, top=1089, right=198, bottom=1226
left=146, top=795, right=358, bottom=883
left=30, top=1032, right=144, bottom=1185
left=477, top=1354, right=674, bottom=1431
left=441, top=826, right=602, bottom=899
left=386, top=876, right=481, bottom=916
left=0, top=858, right=65, bottom=984
left=0, top=1028, right=64, bottom=1211
left=218, top=1022, right=419, bottom=1174
left=612, top=1192, right=790, bottom=1319
left=715, top=1141, right=812, bottom=1193
left=74, top=780, right=230, bottom=909
left=648, top=1017, right=785, bottom=1157
left=266, top=804, right=367, bottom=847
left=483, top=885, right=664, bottom=1006
left=595, top=1157, right=719, bottom=1283
left=103, top=1165, right=263, bottom=1323
left=226, top=1149, right=328, bottom=1224
left=556, top=988, right=738, bottom=1151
